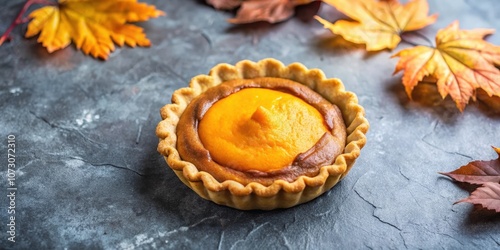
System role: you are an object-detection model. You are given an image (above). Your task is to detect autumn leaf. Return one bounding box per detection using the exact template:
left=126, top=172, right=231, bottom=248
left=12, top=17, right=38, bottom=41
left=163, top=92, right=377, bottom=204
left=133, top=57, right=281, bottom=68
left=441, top=147, right=500, bottom=213
left=456, top=182, right=500, bottom=213
left=316, top=0, right=437, bottom=51
left=25, top=0, right=165, bottom=60
left=206, top=0, right=242, bottom=10
left=226, top=0, right=315, bottom=24
left=440, top=147, right=500, bottom=185
left=392, top=21, right=500, bottom=111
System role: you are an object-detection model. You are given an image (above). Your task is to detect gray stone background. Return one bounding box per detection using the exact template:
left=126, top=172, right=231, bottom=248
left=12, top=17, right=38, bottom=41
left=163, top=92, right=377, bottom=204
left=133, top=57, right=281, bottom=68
left=0, top=0, right=499, bottom=249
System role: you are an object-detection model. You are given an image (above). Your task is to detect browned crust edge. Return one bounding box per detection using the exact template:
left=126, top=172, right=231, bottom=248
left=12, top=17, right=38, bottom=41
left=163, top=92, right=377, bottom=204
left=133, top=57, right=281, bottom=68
left=176, top=77, right=347, bottom=186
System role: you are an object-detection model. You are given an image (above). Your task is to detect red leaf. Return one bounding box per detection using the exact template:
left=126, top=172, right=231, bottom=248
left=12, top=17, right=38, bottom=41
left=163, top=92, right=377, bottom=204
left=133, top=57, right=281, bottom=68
left=228, top=0, right=314, bottom=24
left=206, top=0, right=242, bottom=10
left=440, top=147, right=500, bottom=185
left=456, top=182, right=500, bottom=212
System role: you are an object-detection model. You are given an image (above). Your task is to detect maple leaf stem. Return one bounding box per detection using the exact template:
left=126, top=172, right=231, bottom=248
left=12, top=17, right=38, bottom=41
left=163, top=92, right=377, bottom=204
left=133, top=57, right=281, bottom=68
left=400, top=31, right=434, bottom=48
left=0, top=0, right=56, bottom=46
left=400, top=37, right=420, bottom=47
left=412, top=31, right=434, bottom=47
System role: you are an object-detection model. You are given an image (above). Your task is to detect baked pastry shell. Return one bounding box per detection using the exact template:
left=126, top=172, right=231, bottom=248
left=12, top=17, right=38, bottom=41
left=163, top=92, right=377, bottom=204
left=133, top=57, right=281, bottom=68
left=156, top=58, right=369, bottom=210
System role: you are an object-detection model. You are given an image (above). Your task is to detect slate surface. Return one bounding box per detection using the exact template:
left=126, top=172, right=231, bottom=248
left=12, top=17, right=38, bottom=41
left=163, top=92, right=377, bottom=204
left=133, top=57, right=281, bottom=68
left=1, top=0, right=499, bottom=249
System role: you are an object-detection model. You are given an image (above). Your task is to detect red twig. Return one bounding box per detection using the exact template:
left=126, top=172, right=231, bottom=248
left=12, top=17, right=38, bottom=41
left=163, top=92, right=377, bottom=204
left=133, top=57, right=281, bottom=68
left=0, top=0, right=56, bottom=46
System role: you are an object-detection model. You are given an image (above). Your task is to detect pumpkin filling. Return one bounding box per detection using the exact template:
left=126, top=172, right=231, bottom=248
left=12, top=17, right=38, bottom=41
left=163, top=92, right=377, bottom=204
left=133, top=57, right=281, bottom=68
left=199, top=88, right=330, bottom=172
left=176, top=77, right=346, bottom=185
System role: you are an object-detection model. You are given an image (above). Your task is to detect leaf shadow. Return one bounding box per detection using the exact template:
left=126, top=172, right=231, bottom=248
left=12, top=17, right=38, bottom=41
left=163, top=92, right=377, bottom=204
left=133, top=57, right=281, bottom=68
left=295, top=1, right=322, bottom=22
left=462, top=206, right=500, bottom=225
left=224, top=20, right=284, bottom=36
left=311, top=33, right=385, bottom=61
left=385, top=77, right=462, bottom=124
left=438, top=178, right=500, bottom=226
left=455, top=184, right=500, bottom=229
left=385, top=76, right=500, bottom=119
left=26, top=41, right=88, bottom=70
left=441, top=179, right=479, bottom=194
left=476, top=89, right=500, bottom=118
left=194, top=0, right=216, bottom=8
left=314, top=35, right=365, bottom=51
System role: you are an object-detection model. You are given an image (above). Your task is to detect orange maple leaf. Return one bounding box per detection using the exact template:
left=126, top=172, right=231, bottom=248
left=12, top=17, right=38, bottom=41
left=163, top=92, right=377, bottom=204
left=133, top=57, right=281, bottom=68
left=227, top=0, right=314, bottom=24
left=316, top=0, right=437, bottom=51
left=392, top=21, right=500, bottom=111
left=25, top=0, right=165, bottom=60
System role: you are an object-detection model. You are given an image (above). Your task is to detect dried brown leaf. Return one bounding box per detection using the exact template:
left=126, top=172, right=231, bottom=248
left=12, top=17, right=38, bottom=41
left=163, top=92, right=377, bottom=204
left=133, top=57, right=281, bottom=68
left=456, top=182, right=500, bottom=212
left=440, top=147, right=500, bottom=185
left=228, top=0, right=314, bottom=24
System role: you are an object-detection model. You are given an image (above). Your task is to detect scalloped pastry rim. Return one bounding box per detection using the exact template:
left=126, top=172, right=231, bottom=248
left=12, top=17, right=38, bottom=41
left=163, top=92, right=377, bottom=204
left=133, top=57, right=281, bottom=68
left=156, top=58, right=369, bottom=210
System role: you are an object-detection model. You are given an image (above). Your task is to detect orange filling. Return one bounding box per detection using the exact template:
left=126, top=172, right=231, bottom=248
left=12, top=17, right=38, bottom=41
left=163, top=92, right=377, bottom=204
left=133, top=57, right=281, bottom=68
left=198, top=88, right=330, bottom=172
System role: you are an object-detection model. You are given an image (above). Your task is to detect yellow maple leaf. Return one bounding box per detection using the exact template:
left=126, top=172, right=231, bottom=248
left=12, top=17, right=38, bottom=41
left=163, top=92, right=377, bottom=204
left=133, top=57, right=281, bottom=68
left=316, top=0, right=437, bottom=51
left=25, top=0, right=164, bottom=60
left=392, top=21, right=500, bottom=111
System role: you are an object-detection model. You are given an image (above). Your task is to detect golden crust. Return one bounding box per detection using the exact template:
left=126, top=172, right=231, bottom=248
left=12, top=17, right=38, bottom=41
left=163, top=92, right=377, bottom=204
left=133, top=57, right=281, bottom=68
left=176, top=77, right=347, bottom=185
left=156, top=58, right=369, bottom=210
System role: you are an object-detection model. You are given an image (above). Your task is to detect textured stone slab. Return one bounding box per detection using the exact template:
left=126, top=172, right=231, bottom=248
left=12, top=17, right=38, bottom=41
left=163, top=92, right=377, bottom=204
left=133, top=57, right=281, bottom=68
left=0, top=0, right=499, bottom=248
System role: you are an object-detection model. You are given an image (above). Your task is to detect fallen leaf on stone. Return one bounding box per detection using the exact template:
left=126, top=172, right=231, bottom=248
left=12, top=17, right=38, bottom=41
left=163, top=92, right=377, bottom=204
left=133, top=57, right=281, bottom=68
left=441, top=147, right=500, bottom=213
left=227, top=0, right=315, bottom=24
left=25, top=0, right=165, bottom=60
left=392, top=21, right=500, bottom=111
left=316, top=0, right=437, bottom=51
left=440, top=147, right=500, bottom=185
left=456, top=182, right=500, bottom=213
left=206, top=0, right=242, bottom=10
